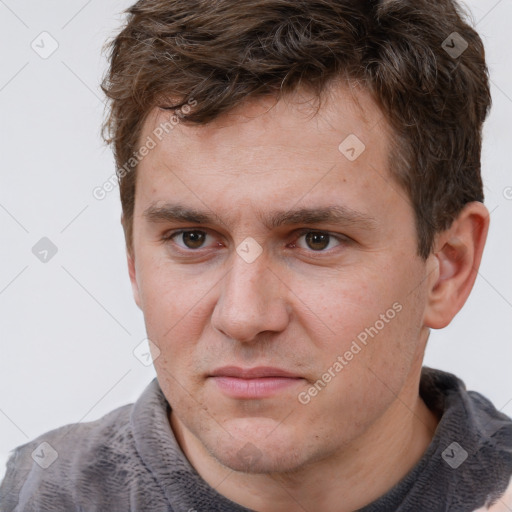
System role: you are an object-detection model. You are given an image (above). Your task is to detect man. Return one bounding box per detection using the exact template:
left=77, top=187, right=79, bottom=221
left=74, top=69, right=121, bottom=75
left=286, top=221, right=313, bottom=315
left=1, top=0, right=511, bottom=510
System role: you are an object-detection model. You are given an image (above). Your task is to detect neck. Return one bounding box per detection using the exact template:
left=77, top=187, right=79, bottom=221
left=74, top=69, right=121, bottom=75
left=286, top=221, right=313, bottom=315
left=171, top=363, right=439, bottom=512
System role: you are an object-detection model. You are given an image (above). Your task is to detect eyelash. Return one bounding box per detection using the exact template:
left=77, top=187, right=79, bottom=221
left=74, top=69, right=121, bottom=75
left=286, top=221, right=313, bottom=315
left=161, top=229, right=349, bottom=255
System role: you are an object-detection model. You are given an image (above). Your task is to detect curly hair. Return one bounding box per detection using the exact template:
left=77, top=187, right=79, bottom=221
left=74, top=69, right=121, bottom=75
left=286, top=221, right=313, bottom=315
left=101, top=0, right=491, bottom=259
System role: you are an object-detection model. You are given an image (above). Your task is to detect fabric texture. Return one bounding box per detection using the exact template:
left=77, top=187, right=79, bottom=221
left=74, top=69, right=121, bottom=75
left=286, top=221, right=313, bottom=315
left=1, top=366, right=511, bottom=512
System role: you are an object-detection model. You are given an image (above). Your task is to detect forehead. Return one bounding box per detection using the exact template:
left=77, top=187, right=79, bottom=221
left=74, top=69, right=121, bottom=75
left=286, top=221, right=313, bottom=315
left=134, top=84, right=402, bottom=225
left=144, top=84, right=388, bottom=156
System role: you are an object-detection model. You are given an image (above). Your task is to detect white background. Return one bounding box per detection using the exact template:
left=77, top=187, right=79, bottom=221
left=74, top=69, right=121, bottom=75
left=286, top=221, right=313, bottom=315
left=0, top=0, right=511, bottom=480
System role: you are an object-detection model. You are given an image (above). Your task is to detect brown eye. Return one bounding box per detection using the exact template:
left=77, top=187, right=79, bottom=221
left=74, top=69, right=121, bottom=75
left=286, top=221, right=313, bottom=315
left=181, top=231, right=206, bottom=249
left=305, top=232, right=331, bottom=251
left=293, top=231, right=344, bottom=252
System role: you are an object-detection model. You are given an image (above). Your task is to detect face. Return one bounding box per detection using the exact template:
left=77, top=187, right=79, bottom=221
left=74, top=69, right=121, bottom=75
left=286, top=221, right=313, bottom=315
left=128, top=85, right=433, bottom=474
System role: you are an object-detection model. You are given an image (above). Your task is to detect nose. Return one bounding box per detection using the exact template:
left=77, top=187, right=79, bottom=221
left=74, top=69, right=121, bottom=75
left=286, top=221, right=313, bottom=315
left=211, top=251, right=291, bottom=343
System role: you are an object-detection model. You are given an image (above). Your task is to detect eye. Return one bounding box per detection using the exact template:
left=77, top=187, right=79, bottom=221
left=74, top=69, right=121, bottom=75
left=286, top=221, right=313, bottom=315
left=293, top=231, right=343, bottom=251
left=166, top=230, right=213, bottom=250
left=163, top=229, right=347, bottom=254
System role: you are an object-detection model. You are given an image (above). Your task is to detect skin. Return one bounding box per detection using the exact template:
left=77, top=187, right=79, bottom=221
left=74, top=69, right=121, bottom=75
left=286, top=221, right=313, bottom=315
left=126, top=84, right=489, bottom=512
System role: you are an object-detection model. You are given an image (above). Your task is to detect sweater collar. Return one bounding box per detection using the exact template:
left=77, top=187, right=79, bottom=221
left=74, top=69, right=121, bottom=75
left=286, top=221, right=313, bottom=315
left=131, top=367, right=512, bottom=512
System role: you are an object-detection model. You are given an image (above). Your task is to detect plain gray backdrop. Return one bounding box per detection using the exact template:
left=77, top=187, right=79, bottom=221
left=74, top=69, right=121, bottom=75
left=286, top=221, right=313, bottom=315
left=1, top=0, right=511, bottom=479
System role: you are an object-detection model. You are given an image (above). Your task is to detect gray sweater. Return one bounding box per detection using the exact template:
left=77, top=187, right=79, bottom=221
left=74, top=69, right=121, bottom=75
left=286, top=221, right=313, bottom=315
left=1, top=367, right=511, bottom=512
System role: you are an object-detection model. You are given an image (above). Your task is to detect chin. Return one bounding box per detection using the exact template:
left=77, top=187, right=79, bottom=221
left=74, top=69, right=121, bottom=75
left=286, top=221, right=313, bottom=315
left=212, top=441, right=307, bottom=474
left=203, top=418, right=314, bottom=474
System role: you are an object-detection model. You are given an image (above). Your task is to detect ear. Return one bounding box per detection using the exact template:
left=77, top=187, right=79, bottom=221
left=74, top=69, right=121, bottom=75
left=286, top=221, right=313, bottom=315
left=122, top=214, right=142, bottom=310
left=423, top=201, right=490, bottom=329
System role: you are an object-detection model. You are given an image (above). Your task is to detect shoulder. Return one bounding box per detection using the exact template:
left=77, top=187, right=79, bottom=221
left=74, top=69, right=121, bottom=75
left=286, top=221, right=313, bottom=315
left=473, top=476, right=512, bottom=511
left=420, top=367, right=512, bottom=510
left=0, top=401, right=137, bottom=511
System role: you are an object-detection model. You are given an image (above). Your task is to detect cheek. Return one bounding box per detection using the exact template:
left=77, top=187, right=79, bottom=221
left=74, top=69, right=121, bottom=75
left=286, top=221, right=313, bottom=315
left=296, top=263, right=424, bottom=377
left=136, top=254, right=211, bottom=351
left=297, top=293, right=424, bottom=436
left=137, top=245, right=203, bottom=306
left=290, top=267, right=393, bottom=345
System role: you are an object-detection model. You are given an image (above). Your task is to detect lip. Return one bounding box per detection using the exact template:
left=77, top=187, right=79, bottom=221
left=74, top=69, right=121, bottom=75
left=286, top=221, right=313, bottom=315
left=209, top=366, right=301, bottom=379
left=208, top=366, right=304, bottom=399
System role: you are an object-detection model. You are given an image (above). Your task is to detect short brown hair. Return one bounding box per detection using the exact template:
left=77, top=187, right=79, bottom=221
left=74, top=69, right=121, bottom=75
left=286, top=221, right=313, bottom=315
left=101, top=0, right=491, bottom=259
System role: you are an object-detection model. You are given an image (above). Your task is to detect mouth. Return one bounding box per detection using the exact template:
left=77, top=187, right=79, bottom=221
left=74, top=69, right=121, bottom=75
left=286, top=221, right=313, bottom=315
left=208, top=366, right=305, bottom=399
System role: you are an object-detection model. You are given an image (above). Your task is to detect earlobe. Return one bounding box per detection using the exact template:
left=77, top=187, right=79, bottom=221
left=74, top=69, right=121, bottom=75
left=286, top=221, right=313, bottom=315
left=423, top=202, right=489, bottom=329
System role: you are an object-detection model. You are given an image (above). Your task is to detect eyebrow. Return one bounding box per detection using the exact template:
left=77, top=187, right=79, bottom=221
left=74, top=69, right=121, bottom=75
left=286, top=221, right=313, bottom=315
left=143, top=203, right=378, bottom=231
